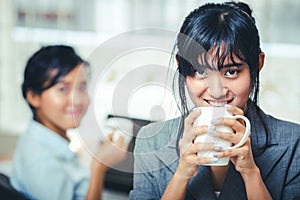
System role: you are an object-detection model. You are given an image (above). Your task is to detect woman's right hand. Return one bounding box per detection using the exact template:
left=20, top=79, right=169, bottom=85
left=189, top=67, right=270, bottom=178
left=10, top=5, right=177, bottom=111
left=163, top=110, right=217, bottom=200
left=176, top=110, right=215, bottom=180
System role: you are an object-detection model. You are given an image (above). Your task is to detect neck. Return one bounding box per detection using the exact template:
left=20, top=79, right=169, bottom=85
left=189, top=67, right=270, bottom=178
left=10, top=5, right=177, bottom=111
left=34, top=118, right=69, bottom=141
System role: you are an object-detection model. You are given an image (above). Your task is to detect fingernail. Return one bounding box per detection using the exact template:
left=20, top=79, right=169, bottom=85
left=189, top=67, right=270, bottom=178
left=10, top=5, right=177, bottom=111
left=208, top=129, right=217, bottom=134
left=213, top=152, right=220, bottom=157
left=214, top=143, right=223, bottom=149
left=225, top=104, right=232, bottom=108
left=211, top=158, right=219, bottom=163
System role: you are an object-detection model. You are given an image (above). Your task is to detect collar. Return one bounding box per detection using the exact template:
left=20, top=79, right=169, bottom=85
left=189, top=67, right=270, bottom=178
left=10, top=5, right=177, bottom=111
left=27, top=120, right=76, bottom=160
left=246, top=106, right=278, bottom=151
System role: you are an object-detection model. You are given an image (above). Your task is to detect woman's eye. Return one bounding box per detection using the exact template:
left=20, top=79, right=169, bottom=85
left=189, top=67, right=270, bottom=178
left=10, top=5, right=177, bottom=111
left=224, top=69, right=239, bottom=77
left=58, top=86, right=69, bottom=93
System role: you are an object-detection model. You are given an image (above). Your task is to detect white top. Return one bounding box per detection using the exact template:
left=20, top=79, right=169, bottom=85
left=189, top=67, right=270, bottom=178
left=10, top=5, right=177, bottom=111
left=10, top=120, right=90, bottom=200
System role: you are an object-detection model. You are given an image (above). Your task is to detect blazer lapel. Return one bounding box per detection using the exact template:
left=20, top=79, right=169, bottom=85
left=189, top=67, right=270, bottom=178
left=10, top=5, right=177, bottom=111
left=153, top=144, right=178, bottom=173
left=254, top=145, right=288, bottom=180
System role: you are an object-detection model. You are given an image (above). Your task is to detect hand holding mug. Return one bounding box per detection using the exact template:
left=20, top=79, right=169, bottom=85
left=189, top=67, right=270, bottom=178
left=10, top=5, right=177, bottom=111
left=193, top=106, right=251, bottom=166
left=177, top=110, right=214, bottom=180
left=210, top=106, right=259, bottom=174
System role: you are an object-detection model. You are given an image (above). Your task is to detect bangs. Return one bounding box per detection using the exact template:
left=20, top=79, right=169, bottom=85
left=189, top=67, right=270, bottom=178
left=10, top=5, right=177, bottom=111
left=177, top=6, right=249, bottom=77
left=42, top=67, right=73, bottom=91
left=196, top=41, right=247, bottom=73
left=41, top=60, right=88, bottom=92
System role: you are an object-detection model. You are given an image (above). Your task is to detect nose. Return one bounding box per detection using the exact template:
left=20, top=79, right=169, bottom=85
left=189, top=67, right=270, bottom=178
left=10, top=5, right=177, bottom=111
left=205, top=75, right=227, bottom=99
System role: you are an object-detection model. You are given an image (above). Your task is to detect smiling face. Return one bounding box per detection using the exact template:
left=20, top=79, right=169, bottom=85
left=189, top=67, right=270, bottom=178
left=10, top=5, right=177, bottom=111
left=185, top=51, right=251, bottom=111
left=28, top=65, right=90, bottom=139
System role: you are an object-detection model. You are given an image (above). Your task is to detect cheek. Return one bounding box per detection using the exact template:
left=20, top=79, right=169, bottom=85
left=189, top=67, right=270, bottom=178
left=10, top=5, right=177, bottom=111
left=186, top=77, right=206, bottom=103
left=232, top=77, right=251, bottom=102
left=187, top=77, right=206, bottom=92
left=42, top=92, right=67, bottom=112
left=45, top=99, right=64, bottom=113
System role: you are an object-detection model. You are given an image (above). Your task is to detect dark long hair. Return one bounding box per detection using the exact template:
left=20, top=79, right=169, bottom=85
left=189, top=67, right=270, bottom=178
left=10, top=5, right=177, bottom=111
left=22, top=45, right=89, bottom=116
left=173, top=2, right=262, bottom=151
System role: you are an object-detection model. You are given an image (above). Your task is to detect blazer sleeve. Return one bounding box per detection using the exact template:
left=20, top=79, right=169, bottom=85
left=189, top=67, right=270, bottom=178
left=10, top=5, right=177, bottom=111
left=129, top=126, right=161, bottom=200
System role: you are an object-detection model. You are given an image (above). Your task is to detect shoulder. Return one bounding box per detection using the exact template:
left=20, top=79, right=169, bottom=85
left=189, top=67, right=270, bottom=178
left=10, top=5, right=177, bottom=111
left=265, top=115, right=300, bottom=142
left=12, top=121, right=76, bottom=174
left=139, top=117, right=181, bottom=135
left=134, top=118, right=181, bottom=153
left=261, top=116, right=300, bottom=198
left=13, top=129, right=47, bottom=163
left=132, top=118, right=180, bottom=175
left=251, top=107, right=300, bottom=143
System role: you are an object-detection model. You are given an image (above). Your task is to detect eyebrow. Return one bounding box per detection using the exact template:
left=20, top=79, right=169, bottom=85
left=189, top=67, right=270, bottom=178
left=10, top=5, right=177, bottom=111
left=220, top=62, right=243, bottom=69
left=56, top=80, right=70, bottom=85
left=57, top=79, right=87, bottom=85
left=197, top=62, right=243, bottom=71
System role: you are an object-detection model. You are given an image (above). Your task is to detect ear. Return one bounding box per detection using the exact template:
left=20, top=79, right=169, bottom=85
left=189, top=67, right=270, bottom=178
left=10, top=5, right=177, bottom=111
left=26, top=90, right=41, bottom=109
left=258, top=51, right=265, bottom=72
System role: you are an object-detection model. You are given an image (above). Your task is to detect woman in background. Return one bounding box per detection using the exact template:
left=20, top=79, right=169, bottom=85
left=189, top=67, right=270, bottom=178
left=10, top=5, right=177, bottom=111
left=130, top=2, right=300, bottom=199
left=10, top=45, right=127, bottom=200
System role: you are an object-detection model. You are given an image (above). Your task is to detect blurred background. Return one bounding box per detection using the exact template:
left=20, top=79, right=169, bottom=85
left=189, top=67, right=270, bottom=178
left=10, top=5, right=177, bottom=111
left=1, top=0, right=299, bottom=136
left=0, top=0, right=299, bottom=197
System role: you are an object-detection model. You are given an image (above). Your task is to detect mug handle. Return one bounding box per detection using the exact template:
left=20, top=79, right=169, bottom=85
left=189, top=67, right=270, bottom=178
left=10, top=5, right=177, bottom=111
left=226, top=115, right=251, bottom=149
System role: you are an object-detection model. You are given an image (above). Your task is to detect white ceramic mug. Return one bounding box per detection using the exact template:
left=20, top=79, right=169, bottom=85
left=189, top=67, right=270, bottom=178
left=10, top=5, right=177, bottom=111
left=193, top=106, right=251, bottom=166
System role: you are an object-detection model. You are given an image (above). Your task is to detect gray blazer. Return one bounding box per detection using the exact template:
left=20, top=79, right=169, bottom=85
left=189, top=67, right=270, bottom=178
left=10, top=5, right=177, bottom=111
left=129, top=107, right=300, bottom=200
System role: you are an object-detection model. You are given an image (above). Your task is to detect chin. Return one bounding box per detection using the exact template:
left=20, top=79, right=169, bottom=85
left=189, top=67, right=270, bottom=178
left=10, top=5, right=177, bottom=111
left=70, top=122, right=80, bottom=128
left=64, top=121, right=79, bottom=129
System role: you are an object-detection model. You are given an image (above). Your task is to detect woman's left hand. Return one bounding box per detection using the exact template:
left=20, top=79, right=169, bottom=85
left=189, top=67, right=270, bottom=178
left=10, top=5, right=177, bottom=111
left=211, top=106, right=258, bottom=175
